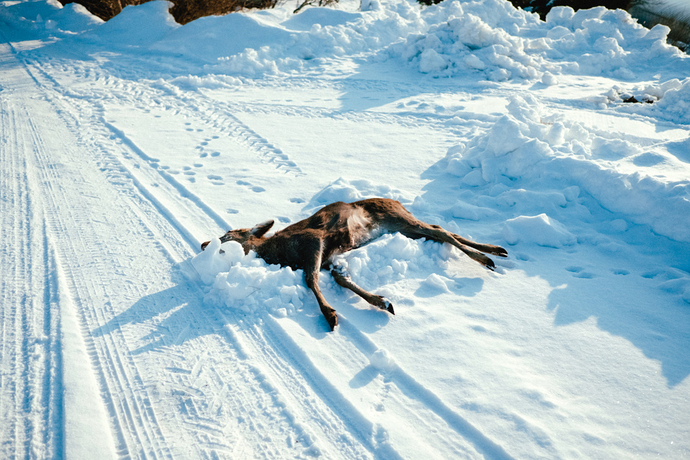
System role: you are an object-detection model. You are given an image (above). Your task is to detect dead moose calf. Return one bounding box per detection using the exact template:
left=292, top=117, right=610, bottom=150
left=201, top=198, right=507, bottom=331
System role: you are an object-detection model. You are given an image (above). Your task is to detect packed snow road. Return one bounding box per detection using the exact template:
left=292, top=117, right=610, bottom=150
left=0, top=35, right=512, bottom=459
left=0, top=22, right=510, bottom=460
left=2, top=0, right=690, bottom=459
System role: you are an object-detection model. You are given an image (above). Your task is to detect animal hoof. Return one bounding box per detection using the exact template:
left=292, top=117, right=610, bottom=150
left=485, top=257, right=496, bottom=270
left=385, top=300, right=395, bottom=315
left=327, top=312, right=338, bottom=331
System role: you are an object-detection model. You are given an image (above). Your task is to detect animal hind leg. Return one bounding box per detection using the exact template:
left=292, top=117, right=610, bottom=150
left=391, top=219, right=499, bottom=269
left=330, top=268, right=395, bottom=314
left=448, top=230, right=507, bottom=257
left=420, top=223, right=507, bottom=257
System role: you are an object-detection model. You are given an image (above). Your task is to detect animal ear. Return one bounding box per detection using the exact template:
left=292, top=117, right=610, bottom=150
left=250, top=220, right=274, bottom=238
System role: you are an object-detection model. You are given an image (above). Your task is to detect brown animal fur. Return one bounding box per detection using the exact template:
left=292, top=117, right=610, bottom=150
left=201, top=198, right=507, bottom=331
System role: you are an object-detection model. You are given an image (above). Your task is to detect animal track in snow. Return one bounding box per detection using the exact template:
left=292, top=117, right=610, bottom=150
left=236, top=180, right=265, bottom=193
left=207, top=174, right=224, bottom=186
left=566, top=266, right=596, bottom=279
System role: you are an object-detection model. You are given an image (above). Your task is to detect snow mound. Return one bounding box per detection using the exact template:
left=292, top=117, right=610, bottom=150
left=441, top=93, right=690, bottom=244
left=0, top=0, right=102, bottom=36
left=191, top=239, right=309, bottom=317
left=84, top=1, right=178, bottom=46
left=503, top=214, right=576, bottom=248
left=153, top=12, right=293, bottom=64
left=388, top=0, right=542, bottom=80
left=152, top=0, right=422, bottom=74
left=654, top=79, right=690, bottom=124
left=370, top=348, right=395, bottom=370
left=332, top=232, right=459, bottom=290
left=388, top=2, right=682, bottom=80
left=308, top=177, right=414, bottom=210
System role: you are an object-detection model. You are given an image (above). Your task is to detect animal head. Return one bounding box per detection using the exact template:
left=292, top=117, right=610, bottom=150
left=201, top=220, right=275, bottom=252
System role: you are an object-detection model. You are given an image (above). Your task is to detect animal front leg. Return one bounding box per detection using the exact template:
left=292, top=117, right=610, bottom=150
left=302, top=240, right=338, bottom=331
left=305, top=270, right=338, bottom=331
left=330, top=268, right=395, bottom=315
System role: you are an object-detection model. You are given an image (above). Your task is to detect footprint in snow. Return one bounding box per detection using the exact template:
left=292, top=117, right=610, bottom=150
left=207, top=174, right=223, bottom=185
left=566, top=266, right=596, bottom=279
left=236, top=180, right=265, bottom=193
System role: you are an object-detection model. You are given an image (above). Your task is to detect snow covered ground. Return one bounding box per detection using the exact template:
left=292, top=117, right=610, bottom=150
left=1, top=0, right=689, bottom=458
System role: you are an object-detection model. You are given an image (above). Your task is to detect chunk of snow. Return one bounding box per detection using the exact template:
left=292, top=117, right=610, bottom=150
left=370, top=348, right=395, bottom=371
left=503, top=214, right=576, bottom=248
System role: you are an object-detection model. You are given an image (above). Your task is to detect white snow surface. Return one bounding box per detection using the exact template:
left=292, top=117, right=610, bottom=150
left=1, top=0, right=689, bottom=459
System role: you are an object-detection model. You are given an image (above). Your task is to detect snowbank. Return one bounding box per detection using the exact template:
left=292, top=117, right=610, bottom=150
left=83, top=1, right=178, bottom=46
left=26, top=0, right=683, bottom=82
left=388, top=2, right=682, bottom=81
left=440, top=93, right=690, bottom=244
left=0, top=0, right=102, bottom=36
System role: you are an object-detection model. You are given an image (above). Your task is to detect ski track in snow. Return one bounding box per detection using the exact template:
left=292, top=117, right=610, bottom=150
left=0, top=94, right=62, bottom=460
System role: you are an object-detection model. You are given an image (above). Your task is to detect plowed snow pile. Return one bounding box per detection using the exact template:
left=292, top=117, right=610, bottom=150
left=1, top=0, right=689, bottom=459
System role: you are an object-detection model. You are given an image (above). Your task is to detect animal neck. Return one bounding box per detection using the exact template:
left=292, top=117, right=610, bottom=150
left=242, top=236, right=265, bottom=255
